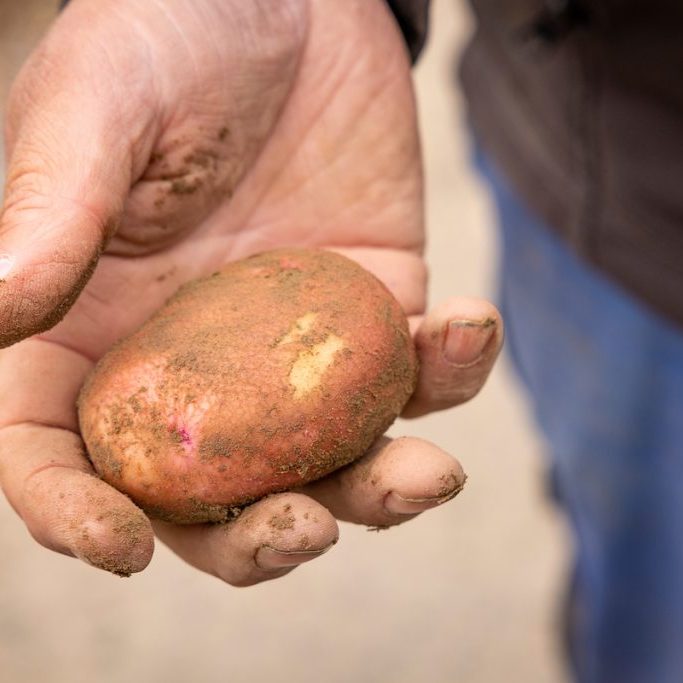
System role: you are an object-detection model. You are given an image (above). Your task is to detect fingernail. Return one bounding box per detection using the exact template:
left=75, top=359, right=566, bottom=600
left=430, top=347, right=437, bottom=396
left=255, top=543, right=335, bottom=570
left=384, top=487, right=463, bottom=516
left=0, top=254, right=13, bottom=280
left=443, top=318, right=495, bottom=367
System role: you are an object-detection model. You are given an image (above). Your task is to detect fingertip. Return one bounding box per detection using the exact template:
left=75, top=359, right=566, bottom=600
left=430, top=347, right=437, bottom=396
left=238, top=492, right=339, bottom=573
left=374, top=436, right=466, bottom=504
left=383, top=489, right=461, bottom=516
left=155, top=492, right=339, bottom=587
left=15, top=461, right=155, bottom=577
left=414, top=297, right=504, bottom=353
left=302, top=436, right=465, bottom=526
left=71, top=502, right=155, bottom=577
left=253, top=541, right=336, bottom=571
left=42, top=477, right=156, bottom=577
left=403, top=297, right=504, bottom=417
left=443, top=318, right=497, bottom=367
left=0, top=220, right=104, bottom=348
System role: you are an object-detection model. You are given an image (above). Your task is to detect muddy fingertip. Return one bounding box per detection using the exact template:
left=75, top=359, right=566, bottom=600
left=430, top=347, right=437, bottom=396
left=72, top=502, right=154, bottom=577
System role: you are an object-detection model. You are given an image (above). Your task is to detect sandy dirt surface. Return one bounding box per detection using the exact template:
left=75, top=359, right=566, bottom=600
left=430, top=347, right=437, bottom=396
left=0, top=1, right=570, bottom=681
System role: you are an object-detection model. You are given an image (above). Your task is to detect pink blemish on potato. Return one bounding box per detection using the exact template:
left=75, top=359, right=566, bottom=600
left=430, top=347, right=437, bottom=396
left=168, top=423, right=194, bottom=453
left=167, top=400, right=213, bottom=458
left=102, top=359, right=217, bottom=464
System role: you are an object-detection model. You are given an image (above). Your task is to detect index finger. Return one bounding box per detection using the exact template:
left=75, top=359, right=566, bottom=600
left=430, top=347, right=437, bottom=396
left=0, top=339, right=154, bottom=575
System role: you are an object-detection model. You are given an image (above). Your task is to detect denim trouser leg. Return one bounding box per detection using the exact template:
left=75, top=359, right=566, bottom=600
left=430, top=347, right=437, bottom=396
left=476, top=151, right=683, bottom=683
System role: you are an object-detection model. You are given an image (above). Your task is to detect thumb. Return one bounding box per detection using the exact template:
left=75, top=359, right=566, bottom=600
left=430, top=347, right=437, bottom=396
left=0, top=47, right=151, bottom=348
left=0, top=130, right=130, bottom=348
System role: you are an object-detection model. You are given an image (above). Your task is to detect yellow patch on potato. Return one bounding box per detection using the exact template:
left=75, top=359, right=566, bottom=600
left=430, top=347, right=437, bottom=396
left=289, top=333, right=346, bottom=399
left=277, top=312, right=319, bottom=346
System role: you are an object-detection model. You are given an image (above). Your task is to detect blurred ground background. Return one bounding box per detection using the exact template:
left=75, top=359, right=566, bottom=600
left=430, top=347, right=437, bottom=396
left=0, top=1, right=570, bottom=681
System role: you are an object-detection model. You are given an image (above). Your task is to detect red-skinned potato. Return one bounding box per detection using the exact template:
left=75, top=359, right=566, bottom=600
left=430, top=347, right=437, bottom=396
left=78, top=249, right=418, bottom=523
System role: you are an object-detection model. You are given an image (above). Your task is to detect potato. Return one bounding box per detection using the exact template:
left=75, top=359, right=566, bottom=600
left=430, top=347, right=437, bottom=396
left=78, top=248, right=418, bottom=523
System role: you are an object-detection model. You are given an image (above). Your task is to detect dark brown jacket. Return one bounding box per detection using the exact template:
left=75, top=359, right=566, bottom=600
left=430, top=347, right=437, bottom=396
left=389, top=0, right=683, bottom=328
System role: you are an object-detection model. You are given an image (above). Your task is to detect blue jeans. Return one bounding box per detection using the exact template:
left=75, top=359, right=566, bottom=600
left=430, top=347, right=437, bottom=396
left=476, top=151, right=683, bottom=683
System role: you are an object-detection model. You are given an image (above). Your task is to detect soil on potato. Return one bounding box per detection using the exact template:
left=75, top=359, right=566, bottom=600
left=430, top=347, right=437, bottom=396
left=78, top=248, right=418, bottom=523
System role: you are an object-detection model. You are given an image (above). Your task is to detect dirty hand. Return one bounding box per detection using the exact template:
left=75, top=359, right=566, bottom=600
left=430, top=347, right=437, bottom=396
left=0, top=0, right=502, bottom=584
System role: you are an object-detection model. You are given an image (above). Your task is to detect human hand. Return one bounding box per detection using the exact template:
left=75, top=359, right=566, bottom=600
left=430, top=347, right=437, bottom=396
left=0, top=0, right=503, bottom=584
